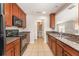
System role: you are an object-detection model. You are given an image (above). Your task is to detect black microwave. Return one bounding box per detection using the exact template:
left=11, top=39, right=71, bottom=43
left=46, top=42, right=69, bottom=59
left=12, top=16, right=23, bottom=27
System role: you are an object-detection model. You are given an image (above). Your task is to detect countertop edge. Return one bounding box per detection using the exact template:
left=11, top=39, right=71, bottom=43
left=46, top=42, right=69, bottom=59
left=47, top=33, right=79, bottom=52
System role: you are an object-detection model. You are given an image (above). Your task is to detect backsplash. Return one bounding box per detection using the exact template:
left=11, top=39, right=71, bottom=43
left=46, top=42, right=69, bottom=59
left=6, top=27, right=25, bottom=32
left=47, top=31, right=79, bottom=40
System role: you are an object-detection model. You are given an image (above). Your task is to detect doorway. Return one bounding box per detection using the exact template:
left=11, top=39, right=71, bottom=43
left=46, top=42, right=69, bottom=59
left=37, top=22, right=44, bottom=39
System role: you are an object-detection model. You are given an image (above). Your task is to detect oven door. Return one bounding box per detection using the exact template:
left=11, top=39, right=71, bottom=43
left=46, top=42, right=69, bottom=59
left=21, top=38, right=27, bottom=50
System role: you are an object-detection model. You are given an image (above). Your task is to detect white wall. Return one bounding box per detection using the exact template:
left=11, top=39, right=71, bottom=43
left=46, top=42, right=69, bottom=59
left=35, top=15, right=53, bottom=43
left=22, top=14, right=52, bottom=43
left=23, top=14, right=36, bottom=43
left=55, top=3, right=78, bottom=31
left=55, top=4, right=78, bottom=25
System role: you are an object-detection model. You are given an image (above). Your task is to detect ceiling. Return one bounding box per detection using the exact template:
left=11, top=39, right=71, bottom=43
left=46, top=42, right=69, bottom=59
left=17, top=3, right=65, bottom=16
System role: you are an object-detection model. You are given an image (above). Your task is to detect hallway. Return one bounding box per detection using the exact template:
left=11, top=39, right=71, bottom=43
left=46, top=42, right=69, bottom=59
left=23, top=38, right=53, bottom=56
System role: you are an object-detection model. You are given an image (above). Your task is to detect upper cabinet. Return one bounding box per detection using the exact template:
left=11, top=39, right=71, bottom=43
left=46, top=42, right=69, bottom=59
left=4, top=3, right=26, bottom=28
left=18, top=6, right=26, bottom=28
left=50, top=14, right=55, bottom=29
left=4, top=3, right=12, bottom=27
left=12, top=4, right=19, bottom=17
left=22, top=12, right=26, bottom=28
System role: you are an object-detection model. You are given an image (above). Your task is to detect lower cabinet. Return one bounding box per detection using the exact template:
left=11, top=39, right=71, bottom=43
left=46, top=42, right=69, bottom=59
left=56, top=44, right=63, bottom=56
left=5, top=39, right=20, bottom=56
left=63, top=51, right=71, bottom=56
left=6, top=48, right=14, bottom=56
left=14, top=39, right=20, bottom=56
left=48, top=35, right=52, bottom=49
left=48, top=35, right=56, bottom=55
left=51, top=38, right=56, bottom=55
left=47, top=34, right=79, bottom=56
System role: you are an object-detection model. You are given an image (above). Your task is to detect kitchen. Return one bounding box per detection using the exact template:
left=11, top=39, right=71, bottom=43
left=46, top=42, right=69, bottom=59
left=0, top=3, right=79, bottom=56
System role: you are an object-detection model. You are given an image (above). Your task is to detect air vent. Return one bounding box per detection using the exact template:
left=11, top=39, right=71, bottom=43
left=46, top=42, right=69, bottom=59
left=68, top=5, right=76, bottom=10
left=36, top=11, right=41, bottom=14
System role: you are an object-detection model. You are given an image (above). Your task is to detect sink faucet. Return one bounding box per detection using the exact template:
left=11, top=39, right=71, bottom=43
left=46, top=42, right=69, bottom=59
left=60, top=32, right=62, bottom=39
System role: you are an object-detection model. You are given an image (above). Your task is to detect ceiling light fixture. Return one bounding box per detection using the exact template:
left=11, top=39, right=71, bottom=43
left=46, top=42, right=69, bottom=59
left=42, top=11, right=46, bottom=14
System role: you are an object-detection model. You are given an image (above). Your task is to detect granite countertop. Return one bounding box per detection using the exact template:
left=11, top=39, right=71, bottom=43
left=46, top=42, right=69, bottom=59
left=47, top=32, right=79, bottom=51
left=6, top=37, right=20, bottom=44
left=20, top=31, right=30, bottom=33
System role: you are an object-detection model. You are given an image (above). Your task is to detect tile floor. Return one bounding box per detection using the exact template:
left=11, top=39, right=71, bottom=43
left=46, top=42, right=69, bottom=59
left=22, top=38, right=53, bottom=56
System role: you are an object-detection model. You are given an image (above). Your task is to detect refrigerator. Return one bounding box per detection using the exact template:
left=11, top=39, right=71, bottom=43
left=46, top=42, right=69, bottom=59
left=0, top=3, right=5, bottom=56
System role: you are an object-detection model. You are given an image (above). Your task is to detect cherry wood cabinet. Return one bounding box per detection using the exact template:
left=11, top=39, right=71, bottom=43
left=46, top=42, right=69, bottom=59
left=63, top=51, right=71, bottom=56
left=48, top=35, right=56, bottom=55
left=56, top=39, right=64, bottom=56
left=18, top=7, right=26, bottom=28
left=12, top=3, right=19, bottom=17
left=50, top=14, right=55, bottom=29
left=6, top=48, right=14, bottom=56
left=18, top=7, right=22, bottom=19
left=5, top=38, right=20, bottom=56
left=14, top=39, right=20, bottom=56
left=56, top=44, right=63, bottom=56
left=12, top=3, right=26, bottom=28
left=4, top=3, right=26, bottom=28
left=22, top=13, right=26, bottom=28
left=47, top=34, right=79, bottom=56
left=51, top=37, right=56, bottom=55
left=48, top=35, right=52, bottom=49
left=5, top=42, right=14, bottom=56
left=4, top=3, right=12, bottom=27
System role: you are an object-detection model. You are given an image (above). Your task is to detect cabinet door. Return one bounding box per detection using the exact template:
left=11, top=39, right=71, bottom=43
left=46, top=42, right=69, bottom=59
left=51, top=39, right=56, bottom=55
left=48, top=35, right=52, bottom=49
left=50, top=14, right=55, bottom=29
left=4, top=3, right=12, bottom=27
left=6, top=48, right=14, bottom=56
left=14, top=39, right=20, bottom=56
left=18, top=8, right=21, bottom=19
left=12, top=4, right=18, bottom=17
left=22, top=13, right=26, bottom=28
left=5, top=42, right=14, bottom=56
left=63, top=51, right=71, bottom=56
left=56, top=44, right=63, bottom=56
left=48, top=35, right=50, bottom=47
left=18, top=8, right=23, bottom=20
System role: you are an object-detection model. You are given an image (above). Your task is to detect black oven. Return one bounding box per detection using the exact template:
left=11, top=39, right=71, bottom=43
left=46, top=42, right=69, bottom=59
left=12, top=16, right=23, bottom=27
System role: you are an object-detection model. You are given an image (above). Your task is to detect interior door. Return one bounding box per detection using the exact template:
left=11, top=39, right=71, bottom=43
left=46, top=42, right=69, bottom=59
left=37, top=22, right=43, bottom=38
